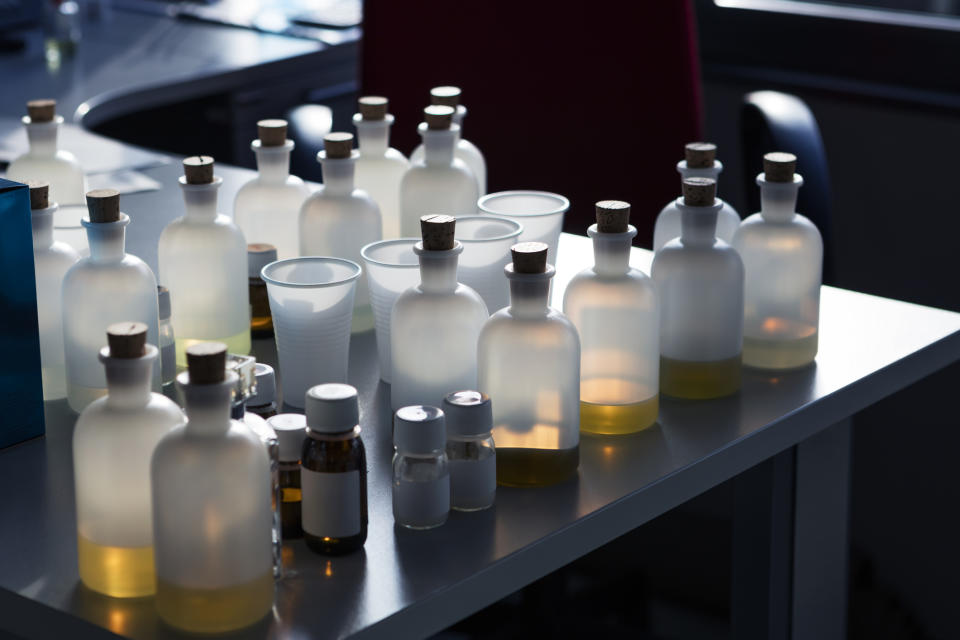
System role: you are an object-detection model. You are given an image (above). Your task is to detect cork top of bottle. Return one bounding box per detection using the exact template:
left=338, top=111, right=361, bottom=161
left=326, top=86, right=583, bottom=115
left=183, top=156, right=214, bottom=184
left=257, top=119, right=287, bottom=146
left=323, top=132, right=354, bottom=159
left=420, top=214, right=456, bottom=250
left=26, top=99, right=56, bottom=123
left=685, top=142, right=717, bottom=169
left=682, top=177, right=717, bottom=207
left=106, top=322, right=147, bottom=358
left=186, top=342, right=227, bottom=384
left=595, top=200, right=631, bottom=233
left=358, top=96, right=388, bottom=120
left=430, top=86, right=461, bottom=107
left=28, top=181, right=49, bottom=210
left=763, top=152, right=797, bottom=182
left=424, top=105, right=455, bottom=130
left=86, top=189, right=121, bottom=223
left=511, top=242, right=549, bottom=274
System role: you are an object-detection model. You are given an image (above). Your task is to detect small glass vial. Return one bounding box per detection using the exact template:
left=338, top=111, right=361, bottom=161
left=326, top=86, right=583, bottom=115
left=478, top=242, right=580, bottom=487
left=268, top=413, right=307, bottom=540
left=563, top=201, right=659, bottom=435
left=653, top=142, right=741, bottom=253
left=301, top=384, right=368, bottom=555
left=234, top=120, right=311, bottom=259
left=353, top=96, right=410, bottom=240
left=247, top=362, right=278, bottom=418
left=410, top=86, right=487, bottom=196
left=299, top=132, right=382, bottom=333
left=393, top=405, right=450, bottom=530
left=391, top=215, right=489, bottom=410
left=157, top=286, right=176, bottom=396
left=399, top=105, right=479, bottom=237
left=734, top=153, right=823, bottom=369
left=248, top=243, right=277, bottom=337
left=652, top=178, right=744, bottom=399
left=151, top=343, right=274, bottom=634
left=443, top=390, right=496, bottom=512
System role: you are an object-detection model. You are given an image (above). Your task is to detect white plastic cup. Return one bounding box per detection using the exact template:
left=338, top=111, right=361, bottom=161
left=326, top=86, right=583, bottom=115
left=261, top=257, right=361, bottom=408
left=477, top=190, right=569, bottom=266
left=455, top=215, right=522, bottom=313
left=360, top=239, right=421, bottom=383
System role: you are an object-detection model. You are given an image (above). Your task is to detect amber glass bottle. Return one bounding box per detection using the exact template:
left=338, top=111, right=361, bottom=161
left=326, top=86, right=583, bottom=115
left=248, top=243, right=276, bottom=337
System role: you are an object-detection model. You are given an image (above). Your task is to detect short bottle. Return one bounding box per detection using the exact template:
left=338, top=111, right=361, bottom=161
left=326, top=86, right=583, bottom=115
left=158, top=156, right=251, bottom=366
left=443, top=390, right=496, bottom=512
left=653, top=142, right=741, bottom=253
left=247, top=362, right=278, bottom=418
left=399, top=105, right=479, bottom=237
left=157, top=286, right=176, bottom=396
left=301, top=384, right=368, bottom=555
left=234, top=120, right=311, bottom=259
left=734, top=152, right=823, bottom=369
left=73, top=323, right=184, bottom=598
left=248, top=243, right=277, bottom=337
left=478, top=242, right=580, bottom=487
left=391, top=215, right=489, bottom=410
left=299, top=132, right=382, bottom=333
left=62, top=189, right=161, bottom=412
left=393, top=405, right=450, bottom=530
left=268, top=413, right=307, bottom=539
left=353, top=96, right=410, bottom=239
left=652, top=178, right=744, bottom=399
left=410, top=86, right=486, bottom=196
left=151, top=343, right=274, bottom=634
left=563, top=201, right=659, bottom=435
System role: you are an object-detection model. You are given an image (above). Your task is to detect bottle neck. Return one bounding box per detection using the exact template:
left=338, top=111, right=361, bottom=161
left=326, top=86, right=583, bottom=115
left=758, top=174, right=804, bottom=222
left=678, top=199, right=723, bottom=247
left=253, top=140, right=294, bottom=183
left=321, top=155, right=356, bottom=196
left=589, top=225, right=637, bottom=275
left=24, top=117, right=60, bottom=156
left=101, top=346, right=158, bottom=410
left=419, top=123, right=459, bottom=166
left=353, top=114, right=393, bottom=156
left=83, top=214, right=129, bottom=263
left=31, top=205, right=57, bottom=249
left=508, top=266, right=555, bottom=317
left=677, top=160, right=723, bottom=192
left=179, top=372, right=238, bottom=436
left=181, top=176, right=221, bottom=220
left=416, top=243, right=462, bottom=292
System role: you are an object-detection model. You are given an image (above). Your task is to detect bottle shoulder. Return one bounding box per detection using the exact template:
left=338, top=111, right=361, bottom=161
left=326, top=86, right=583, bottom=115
left=65, top=253, right=156, bottom=285
left=653, top=241, right=743, bottom=274
left=482, top=307, right=578, bottom=338
left=736, top=213, right=824, bottom=246
left=394, top=285, right=489, bottom=318
left=564, top=269, right=655, bottom=304
left=35, top=242, right=80, bottom=268
left=75, top=397, right=183, bottom=439
left=236, top=177, right=309, bottom=199
left=301, top=189, right=380, bottom=216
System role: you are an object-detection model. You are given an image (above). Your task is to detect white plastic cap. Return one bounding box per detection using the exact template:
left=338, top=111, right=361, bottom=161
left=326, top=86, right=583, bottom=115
left=267, top=413, right=307, bottom=462
left=394, top=405, right=446, bottom=453
left=247, top=362, right=276, bottom=407
left=442, top=390, right=492, bottom=437
left=305, top=383, right=359, bottom=433
left=248, top=243, right=278, bottom=279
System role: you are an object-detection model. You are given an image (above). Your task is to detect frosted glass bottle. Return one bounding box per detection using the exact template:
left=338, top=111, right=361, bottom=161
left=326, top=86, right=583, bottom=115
left=478, top=242, right=580, bottom=487
left=158, top=156, right=251, bottom=366
left=399, top=105, right=479, bottom=238
left=734, top=152, right=823, bottom=370
left=410, top=86, right=486, bottom=195
left=6, top=100, right=86, bottom=207
left=62, top=190, right=161, bottom=412
left=653, top=142, right=740, bottom=252
left=151, top=343, right=274, bottom=634
left=73, top=323, right=184, bottom=598
left=299, top=132, right=382, bottom=333
left=353, top=96, right=409, bottom=240
left=562, top=201, right=659, bottom=435
left=652, top=178, right=744, bottom=399
left=28, top=182, right=79, bottom=401
left=233, top=120, right=310, bottom=259
left=391, top=216, right=489, bottom=410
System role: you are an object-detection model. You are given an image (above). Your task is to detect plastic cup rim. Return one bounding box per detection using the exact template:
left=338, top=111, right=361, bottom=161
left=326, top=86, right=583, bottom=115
left=260, top=256, right=362, bottom=289
left=360, top=238, right=422, bottom=268
left=455, top=215, right=523, bottom=243
left=478, top=190, right=570, bottom=218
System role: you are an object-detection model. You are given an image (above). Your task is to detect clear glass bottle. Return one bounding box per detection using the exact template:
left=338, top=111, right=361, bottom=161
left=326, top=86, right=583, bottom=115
left=562, top=201, right=659, bottom=435
left=234, top=120, right=310, bottom=260
left=28, top=182, right=79, bottom=401
left=299, top=132, right=382, bottom=333
left=158, top=156, right=251, bottom=367
left=62, top=190, right=161, bottom=412
left=151, top=343, right=274, bottom=634
left=73, top=323, right=184, bottom=598
left=399, top=105, right=479, bottom=238
left=391, top=215, right=489, bottom=410
left=248, top=243, right=276, bottom=338
left=734, top=152, right=823, bottom=370
left=653, top=142, right=741, bottom=253
left=157, top=286, right=176, bottom=396
left=301, top=384, right=368, bottom=554
left=443, top=390, right=496, bottom=512
left=410, top=87, right=486, bottom=195
left=353, top=96, right=410, bottom=240
left=393, top=405, right=450, bottom=530
left=652, top=178, right=744, bottom=399
left=268, top=413, right=306, bottom=540
left=478, top=242, right=580, bottom=487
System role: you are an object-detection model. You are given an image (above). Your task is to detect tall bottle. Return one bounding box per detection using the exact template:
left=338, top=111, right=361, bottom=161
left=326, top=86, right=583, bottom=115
left=399, top=106, right=479, bottom=238
left=62, top=189, right=161, bottom=412
left=158, top=156, right=251, bottom=366
left=28, top=182, right=79, bottom=400
left=353, top=96, right=409, bottom=240
left=562, top=201, right=659, bottom=435
left=410, top=86, right=486, bottom=195
left=652, top=178, right=744, bottom=399
left=6, top=99, right=85, bottom=206
left=734, top=153, right=822, bottom=369
left=391, top=215, right=489, bottom=410
left=478, top=242, right=580, bottom=487
left=151, top=343, right=274, bottom=634
left=299, top=132, right=382, bottom=333
left=74, top=323, right=184, bottom=598
left=233, top=120, right=310, bottom=259
left=653, top=142, right=741, bottom=253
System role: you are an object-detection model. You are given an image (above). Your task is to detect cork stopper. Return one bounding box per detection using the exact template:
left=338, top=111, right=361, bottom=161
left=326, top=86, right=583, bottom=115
left=595, top=200, right=631, bottom=233
left=186, top=342, right=227, bottom=384
left=420, top=214, right=456, bottom=250
left=86, top=189, right=121, bottom=223
left=685, top=142, right=717, bottom=169
left=28, top=181, right=49, bottom=210
left=323, top=132, right=354, bottom=159
left=106, top=322, right=148, bottom=359
left=26, top=99, right=56, bottom=123
left=257, top=119, right=287, bottom=146
left=430, top=86, right=461, bottom=107
left=682, top=177, right=716, bottom=207
left=183, top=156, right=214, bottom=184
left=511, top=242, right=549, bottom=274
left=358, top=96, right=388, bottom=120
left=424, top=105, right=455, bottom=130
left=763, top=152, right=797, bottom=182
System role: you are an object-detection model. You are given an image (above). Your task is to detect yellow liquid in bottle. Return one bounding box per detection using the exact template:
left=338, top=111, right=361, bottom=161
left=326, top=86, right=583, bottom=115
left=579, top=379, right=658, bottom=435
left=743, top=318, right=818, bottom=370
left=77, top=535, right=155, bottom=598
left=175, top=329, right=251, bottom=368
left=156, top=571, right=274, bottom=634
left=660, top=355, right=742, bottom=399
left=497, top=446, right=579, bottom=487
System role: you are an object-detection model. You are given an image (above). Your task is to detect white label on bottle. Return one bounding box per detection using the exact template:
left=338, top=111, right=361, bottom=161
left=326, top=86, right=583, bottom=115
left=300, top=468, right=361, bottom=539
left=394, top=477, right=450, bottom=528
left=449, top=457, right=496, bottom=510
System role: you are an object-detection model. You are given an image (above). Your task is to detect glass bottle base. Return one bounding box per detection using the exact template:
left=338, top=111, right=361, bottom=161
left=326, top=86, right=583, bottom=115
left=77, top=535, right=155, bottom=598
left=580, top=394, right=659, bottom=435
left=660, top=355, right=741, bottom=399
left=496, top=446, right=579, bottom=487
left=304, top=530, right=367, bottom=555
left=155, top=571, right=274, bottom=634
left=743, top=331, right=817, bottom=370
